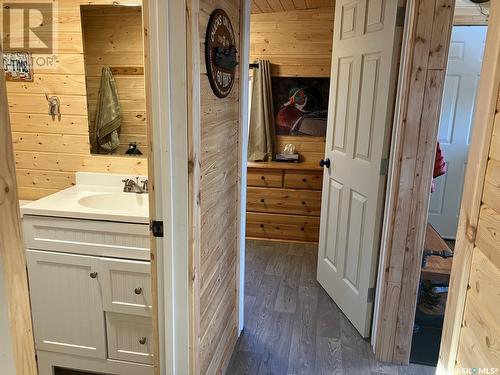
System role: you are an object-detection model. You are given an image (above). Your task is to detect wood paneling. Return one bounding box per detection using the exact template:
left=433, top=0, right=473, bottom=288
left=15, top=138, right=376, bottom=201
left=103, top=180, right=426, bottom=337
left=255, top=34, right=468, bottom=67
left=438, top=3, right=500, bottom=371
left=189, top=0, right=241, bottom=373
left=81, top=6, right=147, bottom=154
left=453, top=86, right=500, bottom=371
left=276, top=135, right=326, bottom=163
left=374, top=0, right=455, bottom=364
left=5, top=0, right=148, bottom=201
left=251, top=0, right=334, bottom=14
left=250, top=8, right=334, bottom=77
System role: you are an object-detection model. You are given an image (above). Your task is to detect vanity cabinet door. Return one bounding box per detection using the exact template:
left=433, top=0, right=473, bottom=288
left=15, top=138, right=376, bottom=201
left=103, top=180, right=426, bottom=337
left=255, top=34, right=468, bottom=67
left=26, top=250, right=107, bottom=359
left=100, top=258, right=152, bottom=317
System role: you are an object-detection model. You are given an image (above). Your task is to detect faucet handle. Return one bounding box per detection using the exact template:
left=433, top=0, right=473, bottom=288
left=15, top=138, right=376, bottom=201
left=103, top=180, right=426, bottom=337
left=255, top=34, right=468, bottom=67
left=141, top=179, right=148, bottom=193
left=122, top=178, right=130, bottom=183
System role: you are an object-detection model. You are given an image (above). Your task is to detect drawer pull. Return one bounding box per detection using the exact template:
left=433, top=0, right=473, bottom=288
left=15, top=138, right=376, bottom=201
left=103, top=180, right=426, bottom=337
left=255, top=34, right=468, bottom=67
left=89, top=272, right=98, bottom=279
left=261, top=176, right=265, bottom=180
left=302, top=178, right=307, bottom=182
left=134, top=287, right=143, bottom=295
left=301, top=201, right=306, bottom=205
left=260, top=224, right=264, bottom=228
left=139, top=337, right=147, bottom=345
left=300, top=227, right=305, bottom=231
left=260, top=199, right=265, bottom=203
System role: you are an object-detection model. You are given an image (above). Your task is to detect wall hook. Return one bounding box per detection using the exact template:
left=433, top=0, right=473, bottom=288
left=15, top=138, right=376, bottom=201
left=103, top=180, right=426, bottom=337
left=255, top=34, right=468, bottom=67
left=45, top=93, right=61, bottom=120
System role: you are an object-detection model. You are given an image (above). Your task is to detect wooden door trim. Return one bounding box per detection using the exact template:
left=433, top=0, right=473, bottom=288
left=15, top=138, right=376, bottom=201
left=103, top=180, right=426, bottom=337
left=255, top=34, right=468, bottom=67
left=437, top=3, right=499, bottom=373
left=144, top=0, right=190, bottom=374
left=0, top=52, right=38, bottom=375
left=237, top=0, right=251, bottom=334
left=372, top=0, right=456, bottom=364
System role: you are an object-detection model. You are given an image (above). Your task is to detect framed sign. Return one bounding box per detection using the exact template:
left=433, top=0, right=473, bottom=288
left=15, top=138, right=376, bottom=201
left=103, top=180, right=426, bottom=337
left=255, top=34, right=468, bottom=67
left=205, top=9, right=238, bottom=98
left=3, top=52, right=33, bottom=81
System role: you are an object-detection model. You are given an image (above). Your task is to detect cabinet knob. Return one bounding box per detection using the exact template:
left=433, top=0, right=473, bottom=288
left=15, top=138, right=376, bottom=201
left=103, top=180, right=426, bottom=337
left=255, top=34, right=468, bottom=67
left=261, top=176, right=265, bottom=180
left=134, top=287, right=143, bottom=295
left=260, top=199, right=265, bottom=203
left=89, top=272, right=98, bottom=279
left=139, top=337, right=147, bottom=345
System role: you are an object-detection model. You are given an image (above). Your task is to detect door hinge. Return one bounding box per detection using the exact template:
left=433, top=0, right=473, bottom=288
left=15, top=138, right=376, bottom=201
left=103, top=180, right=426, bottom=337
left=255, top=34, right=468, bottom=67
left=396, top=6, right=406, bottom=27
left=380, top=158, right=390, bottom=176
left=367, top=288, right=376, bottom=303
left=150, top=220, right=164, bottom=237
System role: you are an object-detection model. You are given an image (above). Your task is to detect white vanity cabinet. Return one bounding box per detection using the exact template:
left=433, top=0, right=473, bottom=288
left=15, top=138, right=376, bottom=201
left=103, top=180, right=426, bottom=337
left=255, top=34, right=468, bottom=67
left=23, top=215, right=154, bottom=375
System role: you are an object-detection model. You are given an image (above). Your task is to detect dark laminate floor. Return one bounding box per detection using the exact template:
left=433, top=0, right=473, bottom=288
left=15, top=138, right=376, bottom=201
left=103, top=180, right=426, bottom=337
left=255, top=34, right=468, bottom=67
left=226, top=240, right=436, bottom=375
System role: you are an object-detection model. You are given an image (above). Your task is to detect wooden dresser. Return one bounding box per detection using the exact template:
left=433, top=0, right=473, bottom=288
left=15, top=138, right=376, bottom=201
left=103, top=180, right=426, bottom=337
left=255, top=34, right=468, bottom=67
left=246, top=161, right=323, bottom=243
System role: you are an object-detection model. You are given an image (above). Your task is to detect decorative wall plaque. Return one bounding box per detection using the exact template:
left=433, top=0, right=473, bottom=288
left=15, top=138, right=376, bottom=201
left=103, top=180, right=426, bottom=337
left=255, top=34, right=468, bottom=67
left=3, top=52, right=33, bottom=81
left=205, top=9, right=238, bottom=98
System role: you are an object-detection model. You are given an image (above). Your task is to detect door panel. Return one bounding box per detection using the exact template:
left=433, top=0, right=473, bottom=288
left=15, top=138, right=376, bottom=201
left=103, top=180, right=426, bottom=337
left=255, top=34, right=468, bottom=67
left=317, top=0, right=402, bottom=337
left=428, top=26, right=487, bottom=239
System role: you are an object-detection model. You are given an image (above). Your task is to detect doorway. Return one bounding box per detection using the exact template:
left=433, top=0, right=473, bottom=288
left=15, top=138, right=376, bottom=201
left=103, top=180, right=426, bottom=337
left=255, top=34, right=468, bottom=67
left=410, top=25, right=488, bottom=367
left=228, top=1, right=436, bottom=373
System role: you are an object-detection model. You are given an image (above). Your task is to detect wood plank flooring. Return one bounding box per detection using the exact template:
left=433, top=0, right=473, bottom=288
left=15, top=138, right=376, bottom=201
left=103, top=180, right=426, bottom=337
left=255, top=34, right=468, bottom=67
left=226, top=240, right=436, bottom=375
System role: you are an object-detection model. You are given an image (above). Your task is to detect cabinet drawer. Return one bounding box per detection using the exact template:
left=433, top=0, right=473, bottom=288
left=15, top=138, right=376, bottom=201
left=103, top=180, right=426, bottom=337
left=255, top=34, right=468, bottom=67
left=247, top=168, right=283, bottom=187
left=23, top=216, right=150, bottom=261
left=283, top=170, right=323, bottom=190
left=101, top=258, right=152, bottom=317
left=246, top=212, right=320, bottom=242
left=247, top=187, right=321, bottom=216
left=106, top=313, right=153, bottom=365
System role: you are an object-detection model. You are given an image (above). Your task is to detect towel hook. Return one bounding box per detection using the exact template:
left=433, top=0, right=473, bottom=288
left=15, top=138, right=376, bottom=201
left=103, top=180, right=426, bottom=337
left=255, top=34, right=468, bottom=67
left=45, top=93, right=61, bottom=120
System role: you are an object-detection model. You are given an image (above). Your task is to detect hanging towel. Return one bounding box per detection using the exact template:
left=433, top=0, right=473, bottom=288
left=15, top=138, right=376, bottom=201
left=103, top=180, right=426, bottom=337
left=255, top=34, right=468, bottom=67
left=248, top=60, right=276, bottom=161
left=94, top=66, right=122, bottom=153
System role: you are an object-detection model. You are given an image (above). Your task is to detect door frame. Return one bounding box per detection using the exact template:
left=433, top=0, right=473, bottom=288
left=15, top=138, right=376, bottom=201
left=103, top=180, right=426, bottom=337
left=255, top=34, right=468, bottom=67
left=143, top=0, right=190, bottom=373
left=0, top=0, right=189, bottom=373
left=437, top=3, right=499, bottom=372
left=371, top=0, right=456, bottom=364
left=0, top=52, right=37, bottom=375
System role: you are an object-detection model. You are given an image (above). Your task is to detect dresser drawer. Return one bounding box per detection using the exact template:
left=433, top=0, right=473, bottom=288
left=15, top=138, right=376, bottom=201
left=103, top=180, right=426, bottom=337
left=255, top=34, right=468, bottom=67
left=247, top=168, right=283, bottom=188
left=247, top=187, right=321, bottom=216
left=246, top=212, right=320, bottom=242
left=106, top=313, right=153, bottom=365
left=23, top=216, right=150, bottom=261
left=283, top=170, right=323, bottom=190
left=101, top=258, right=152, bottom=317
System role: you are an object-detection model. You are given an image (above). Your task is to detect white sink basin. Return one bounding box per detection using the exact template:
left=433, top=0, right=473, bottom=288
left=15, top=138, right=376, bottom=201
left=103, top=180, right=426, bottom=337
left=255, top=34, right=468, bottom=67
left=21, top=173, right=150, bottom=224
left=78, top=193, right=148, bottom=212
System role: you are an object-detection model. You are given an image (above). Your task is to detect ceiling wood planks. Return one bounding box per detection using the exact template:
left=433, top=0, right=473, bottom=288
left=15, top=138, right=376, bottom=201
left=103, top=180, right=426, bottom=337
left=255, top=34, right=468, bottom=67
left=251, top=0, right=334, bottom=13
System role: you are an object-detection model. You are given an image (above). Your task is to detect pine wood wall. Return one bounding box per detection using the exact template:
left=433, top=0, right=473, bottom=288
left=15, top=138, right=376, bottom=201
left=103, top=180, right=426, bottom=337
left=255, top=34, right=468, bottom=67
left=6, top=0, right=148, bottom=201
left=452, top=85, right=500, bottom=370
left=249, top=7, right=334, bottom=77
left=189, top=0, right=241, bottom=373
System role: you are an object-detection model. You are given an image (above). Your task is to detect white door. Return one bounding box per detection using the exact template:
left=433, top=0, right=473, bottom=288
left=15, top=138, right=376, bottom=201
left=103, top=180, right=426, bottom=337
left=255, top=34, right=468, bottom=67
left=428, top=26, right=487, bottom=239
left=26, top=250, right=107, bottom=358
left=317, top=0, right=402, bottom=337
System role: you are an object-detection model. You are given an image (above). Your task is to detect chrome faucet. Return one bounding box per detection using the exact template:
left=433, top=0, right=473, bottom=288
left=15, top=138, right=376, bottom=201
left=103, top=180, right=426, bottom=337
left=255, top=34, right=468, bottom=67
left=122, top=177, right=148, bottom=194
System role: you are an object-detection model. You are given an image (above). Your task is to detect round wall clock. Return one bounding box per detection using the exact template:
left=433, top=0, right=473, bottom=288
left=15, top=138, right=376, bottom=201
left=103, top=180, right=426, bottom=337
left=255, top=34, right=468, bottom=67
left=205, top=9, right=238, bottom=98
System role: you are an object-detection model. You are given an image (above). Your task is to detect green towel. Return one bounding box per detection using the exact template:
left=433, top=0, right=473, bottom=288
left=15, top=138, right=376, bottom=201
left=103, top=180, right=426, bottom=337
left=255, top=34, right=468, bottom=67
left=94, top=66, right=122, bottom=153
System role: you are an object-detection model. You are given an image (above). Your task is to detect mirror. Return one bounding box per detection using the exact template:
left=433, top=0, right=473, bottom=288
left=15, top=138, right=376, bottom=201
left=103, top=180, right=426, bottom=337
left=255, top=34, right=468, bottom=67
left=81, top=5, right=147, bottom=157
